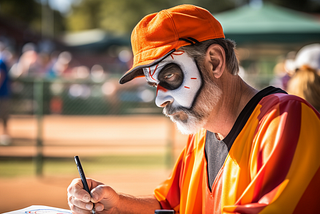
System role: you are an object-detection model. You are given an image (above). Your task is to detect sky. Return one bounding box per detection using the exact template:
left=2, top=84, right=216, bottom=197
left=47, top=0, right=80, bottom=14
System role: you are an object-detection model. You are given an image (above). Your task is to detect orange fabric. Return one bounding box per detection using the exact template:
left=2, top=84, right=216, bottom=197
left=119, top=4, right=225, bottom=84
left=222, top=95, right=320, bottom=213
left=154, top=94, right=320, bottom=213
left=154, top=130, right=207, bottom=213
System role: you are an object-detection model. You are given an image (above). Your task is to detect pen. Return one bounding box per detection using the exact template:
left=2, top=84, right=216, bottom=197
left=74, top=156, right=96, bottom=214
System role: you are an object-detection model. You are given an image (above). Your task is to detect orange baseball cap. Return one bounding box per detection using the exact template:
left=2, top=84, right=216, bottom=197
left=119, top=4, right=225, bottom=84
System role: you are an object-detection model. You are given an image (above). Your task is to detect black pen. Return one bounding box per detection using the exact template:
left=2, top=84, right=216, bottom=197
left=74, top=156, right=96, bottom=214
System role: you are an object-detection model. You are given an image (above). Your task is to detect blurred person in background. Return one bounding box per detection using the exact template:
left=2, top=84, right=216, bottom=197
left=67, top=5, right=320, bottom=214
left=10, top=43, right=38, bottom=78
left=18, top=43, right=38, bottom=76
left=287, top=44, right=320, bottom=112
left=0, top=41, right=11, bottom=145
left=47, top=51, right=73, bottom=78
left=270, top=51, right=296, bottom=90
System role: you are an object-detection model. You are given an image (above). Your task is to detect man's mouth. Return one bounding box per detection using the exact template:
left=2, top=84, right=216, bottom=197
left=164, top=104, right=189, bottom=120
left=165, top=110, right=178, bottom=117
left=164, top=109, right=189, bottom=123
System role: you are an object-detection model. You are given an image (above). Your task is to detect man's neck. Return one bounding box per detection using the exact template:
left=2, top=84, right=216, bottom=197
left=204, top=75, right=257, bottom=139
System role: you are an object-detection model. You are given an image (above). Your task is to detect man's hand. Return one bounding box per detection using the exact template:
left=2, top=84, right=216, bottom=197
left=67, top=178, right=119, bottom=214
left=67, top=178, right=161, bottom=214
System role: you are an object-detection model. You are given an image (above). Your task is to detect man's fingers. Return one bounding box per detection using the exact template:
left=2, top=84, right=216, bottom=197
left=93, top=202, right=105, bottom=212
left=67, top=178, right=110, bottom=213
left=67, top=178, right=91, bottom=202
left=91, top=185, right=116, bottom=203
left=68, top=193, right=94, bottom=212
left=69, top=201, right=92, bottom=214
left=67, top=178, right=82, bottom=195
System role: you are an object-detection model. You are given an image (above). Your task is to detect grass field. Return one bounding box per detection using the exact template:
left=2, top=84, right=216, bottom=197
left=0, top=155, right=167, bottom=178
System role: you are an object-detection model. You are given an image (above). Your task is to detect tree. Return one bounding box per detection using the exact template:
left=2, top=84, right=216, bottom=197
left=267, top=0, right=320, bottom=13
left=0, top=0, right=66, bottom=38
left=65, top=0, right=244, bottom=34
left=66, top=0, right=320, bottom=35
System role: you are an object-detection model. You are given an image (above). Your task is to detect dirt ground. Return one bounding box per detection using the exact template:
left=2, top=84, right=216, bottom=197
left=0, top=115, right=188, bottom=213
left=0, top=169, right=172, bottom=213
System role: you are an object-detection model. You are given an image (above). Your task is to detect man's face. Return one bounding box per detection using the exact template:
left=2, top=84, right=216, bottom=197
left=143, top=50, right=202, bottom=109
left=143, top=50, right=222, bottom=134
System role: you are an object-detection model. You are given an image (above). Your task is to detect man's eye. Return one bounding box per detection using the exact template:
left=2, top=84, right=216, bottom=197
left=165, top=73, right=174, bottom=79
left=158, top=63, right=184, bottom=90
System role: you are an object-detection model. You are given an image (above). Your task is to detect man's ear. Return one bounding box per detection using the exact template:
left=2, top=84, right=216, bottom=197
left=204, top=44, right=226, bottom=79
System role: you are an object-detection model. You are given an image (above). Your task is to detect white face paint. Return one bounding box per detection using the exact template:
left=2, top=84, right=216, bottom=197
left=143, top=50, right=222, bottom=135
left=143, top=50, right=202, bottom=109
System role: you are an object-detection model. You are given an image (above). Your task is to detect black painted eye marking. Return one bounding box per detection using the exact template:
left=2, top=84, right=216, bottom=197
left=158, top=63, right=184, bottom=90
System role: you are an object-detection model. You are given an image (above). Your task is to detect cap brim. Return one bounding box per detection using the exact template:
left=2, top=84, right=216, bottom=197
left=119, top=49, right=176, bottom=84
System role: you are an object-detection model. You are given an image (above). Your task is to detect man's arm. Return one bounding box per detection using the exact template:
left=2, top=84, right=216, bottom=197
left=67, top=178, right=161, bottom=214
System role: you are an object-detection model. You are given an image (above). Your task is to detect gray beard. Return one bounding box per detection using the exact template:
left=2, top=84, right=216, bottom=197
left=163, top=77, right=222, bottom=135
left=163, top=106, right=206, bottom=135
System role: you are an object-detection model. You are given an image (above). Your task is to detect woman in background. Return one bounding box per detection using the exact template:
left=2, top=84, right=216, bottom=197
left=287, top=44, right=320, bottom=112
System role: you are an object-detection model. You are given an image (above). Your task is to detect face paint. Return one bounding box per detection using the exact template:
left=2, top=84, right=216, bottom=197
left=144, top=50, right=222, bottom=134
left=143, top=50, right=202, bottom=109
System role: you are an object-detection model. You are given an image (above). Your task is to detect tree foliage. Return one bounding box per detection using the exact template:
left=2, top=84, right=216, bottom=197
left=268, top=0, right=320, bottom=13
left=65, top=0, right=244, bottom=34
left=0, top=0, right=41, bottom=29
left=0, top=0, right=66, bottom=36
left=65, top=0, right=320, bottom=35
left=0, top=0, right=319, bottom=37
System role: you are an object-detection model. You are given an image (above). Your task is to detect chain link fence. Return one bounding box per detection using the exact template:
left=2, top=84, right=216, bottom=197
left=10, top=76, right=162, bottom=116
left=3, top=76, right=170, bottom=176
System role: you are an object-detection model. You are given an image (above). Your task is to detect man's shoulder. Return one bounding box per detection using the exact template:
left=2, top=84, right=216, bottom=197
left=260, top=92, right=309, bottom=108
left=258, top=92, right=320, bottom=119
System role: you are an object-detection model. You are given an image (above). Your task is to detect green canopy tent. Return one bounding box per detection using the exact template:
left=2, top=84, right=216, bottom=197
left=214, top=3, right=320, bottom=45
left=213, top=3, right=320, bottom=89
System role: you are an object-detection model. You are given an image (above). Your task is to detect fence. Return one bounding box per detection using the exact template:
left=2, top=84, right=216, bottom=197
left=2, top=72, right=276, bottom=176
left=3, top=76, right=178, bottom=176
left=10, top=76, right=162, bottom=116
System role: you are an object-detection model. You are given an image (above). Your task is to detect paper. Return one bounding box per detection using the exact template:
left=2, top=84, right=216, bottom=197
left=2, top=205, right=72, bottom=214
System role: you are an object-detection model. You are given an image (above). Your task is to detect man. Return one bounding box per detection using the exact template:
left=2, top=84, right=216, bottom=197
left=67, top=5, right=320, bottom=214
left=0, top=42, right=11, bottom=145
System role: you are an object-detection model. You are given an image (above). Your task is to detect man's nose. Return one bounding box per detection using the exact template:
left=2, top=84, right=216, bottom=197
left=155, top=86, right=173, bottom=107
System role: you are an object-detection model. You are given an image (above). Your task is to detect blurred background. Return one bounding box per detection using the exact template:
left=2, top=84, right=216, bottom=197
left=0, top=0, right=320, bottom=212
